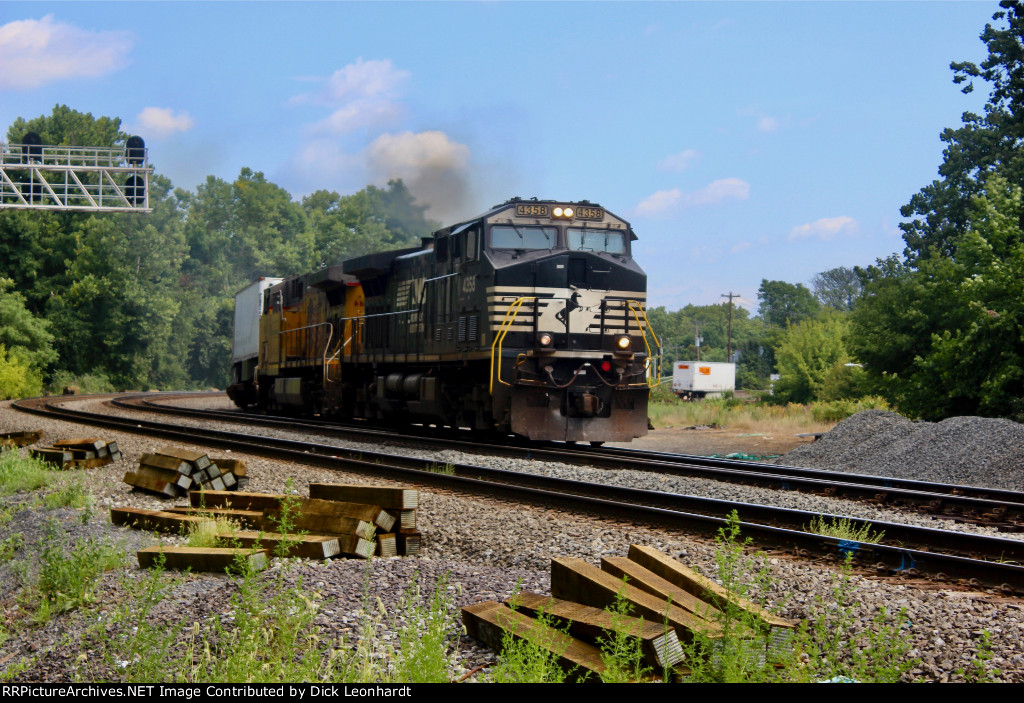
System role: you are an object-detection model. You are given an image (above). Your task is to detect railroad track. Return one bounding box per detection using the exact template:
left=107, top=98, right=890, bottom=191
left=13, top=393, right=1024, bottom=594
left=120, top=392, right=1024, bottom=532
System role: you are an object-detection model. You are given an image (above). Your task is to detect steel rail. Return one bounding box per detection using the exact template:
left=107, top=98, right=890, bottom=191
left=120, top=393, right=1024, bottom=530
left=14, top=394, right=1024, bottom=593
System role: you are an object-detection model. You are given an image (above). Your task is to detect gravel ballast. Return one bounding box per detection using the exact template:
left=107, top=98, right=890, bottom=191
left=774, top=410, right=1024, bottom=492
left=1, top=399, right=1022, bottom=682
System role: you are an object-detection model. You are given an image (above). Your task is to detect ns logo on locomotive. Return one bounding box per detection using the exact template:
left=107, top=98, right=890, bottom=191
left=227, top=198, right=661, bottom=443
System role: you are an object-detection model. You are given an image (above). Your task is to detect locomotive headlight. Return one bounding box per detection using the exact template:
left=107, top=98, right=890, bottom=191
left=615, top=334, right=632, bottom=352
left=552, top=206, right=574, bottom=219
left=563, top=207, right=574, bottom=218
left=537, top=332, right=554, bottom=347
left=553, top=207, right=564, bottom=217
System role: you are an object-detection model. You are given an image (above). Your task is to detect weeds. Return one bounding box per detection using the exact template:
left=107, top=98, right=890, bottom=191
left=22, top=518, right=126, bottom=623
left=43, top=475, right=96, bottom=524
left=0, top=533, right=23, bottom=563
left=426, top=462, right=455, bottom=476
left=487, top=607, right=573, bottom=683
left=960, top=630, right=1000, bottom=683
left=796, top=554, right=919, bottom=682
left=99, top=552, right=190, bottom=683
left=681, top=512, right=784, bottom=682
left=596, top=587, right=654, bottom=683
left=387, top=573, right=457, bottom=683
left=678, top=512, right=918, bottom=683
left=806, top=515, right=885, bottom=544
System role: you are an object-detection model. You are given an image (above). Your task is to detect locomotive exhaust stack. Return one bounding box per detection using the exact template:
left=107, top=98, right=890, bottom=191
left=228, top=198, right=660, bottom=443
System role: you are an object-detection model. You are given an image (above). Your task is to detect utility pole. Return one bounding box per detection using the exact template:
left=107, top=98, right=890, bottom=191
left=694, top=321, right=703, bottom=361
left=721, top=292, right=738, bottom=362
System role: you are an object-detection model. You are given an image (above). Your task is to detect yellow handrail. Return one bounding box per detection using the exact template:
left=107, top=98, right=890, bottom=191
left=627, top=300, right=662, bottom=388
left=489, top=296, right=536, bottom=394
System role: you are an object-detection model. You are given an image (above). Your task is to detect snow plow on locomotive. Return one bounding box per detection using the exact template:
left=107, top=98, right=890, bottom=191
left=227, top=198, right=661, bottom=443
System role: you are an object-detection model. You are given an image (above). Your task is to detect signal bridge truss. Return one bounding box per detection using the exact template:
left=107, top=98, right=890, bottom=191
left=0, top=137, right=153, bottom=213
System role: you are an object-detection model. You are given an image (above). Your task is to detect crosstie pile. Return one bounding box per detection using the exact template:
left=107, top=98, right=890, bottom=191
left=462, top=545, right=798, bottom=681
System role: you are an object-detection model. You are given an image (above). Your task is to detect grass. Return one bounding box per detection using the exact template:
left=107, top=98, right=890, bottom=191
left=0, top=447, right=55, bottom=495
left=647, top=394, right=890, bottom=436
left=426, top=462, right=455, bottom=476
left=806, top=515, right=885, bottom=544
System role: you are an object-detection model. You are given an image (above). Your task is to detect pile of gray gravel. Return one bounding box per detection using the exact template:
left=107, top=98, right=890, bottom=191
left=776, top=410, right=1024, bottom=492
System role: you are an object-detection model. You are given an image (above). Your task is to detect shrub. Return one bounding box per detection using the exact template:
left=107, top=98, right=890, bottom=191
left=0, top=345, right=44, bottom=400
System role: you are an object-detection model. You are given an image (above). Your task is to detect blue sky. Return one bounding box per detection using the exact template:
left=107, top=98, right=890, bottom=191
left=0, top=1, right=996, bottom=311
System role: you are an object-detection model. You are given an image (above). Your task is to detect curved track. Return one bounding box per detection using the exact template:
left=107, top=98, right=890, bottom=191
left=14, top=392, right=1024, bottom=593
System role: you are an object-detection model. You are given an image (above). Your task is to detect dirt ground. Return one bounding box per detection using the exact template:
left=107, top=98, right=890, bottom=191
left=606, top=425, right=818, bottom=458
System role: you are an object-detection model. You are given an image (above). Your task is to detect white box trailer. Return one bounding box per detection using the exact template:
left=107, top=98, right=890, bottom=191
left=232, top=277, right=282, bottom=364
left=228, top=277, right=282, bottom=407
left=672, top=361, right=735, bottom=399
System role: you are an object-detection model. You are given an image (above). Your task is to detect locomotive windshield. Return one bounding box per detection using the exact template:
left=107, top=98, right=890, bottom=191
left=568, top=228, right=626, bottom=254
left=491, top=225, right=557, bottom=250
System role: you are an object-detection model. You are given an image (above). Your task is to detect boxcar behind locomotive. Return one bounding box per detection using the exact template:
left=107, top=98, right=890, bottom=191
left=227, top=198, right=660, bottom=443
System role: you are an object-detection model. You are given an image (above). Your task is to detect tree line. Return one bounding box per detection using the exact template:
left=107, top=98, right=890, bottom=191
left=0, top=105, right=437, bottom=397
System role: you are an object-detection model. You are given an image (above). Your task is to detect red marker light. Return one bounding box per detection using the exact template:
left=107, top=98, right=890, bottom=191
left=600, top=361, right=612, bottom=372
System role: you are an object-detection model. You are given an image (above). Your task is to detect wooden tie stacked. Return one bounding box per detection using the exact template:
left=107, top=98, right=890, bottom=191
left=123, top=446, right=247, bottom=498
left=462, top=545, right=796, bottom=681
left=30, top=437, right=122, bottom=469
left=1, top=430, right=43, bottom=449
left=113, top=482, right=421, bottom=571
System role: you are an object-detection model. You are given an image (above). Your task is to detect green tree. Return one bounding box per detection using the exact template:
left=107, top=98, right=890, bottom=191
left=900, top=1, right=1024, bottom=262
left=6, top=104, right=126, bottom=148
left=0, top=278, right=56, bottom=370
left=851, top=173, right=1024, bottom=420
left=811, top=266, right=864, bottom=311
left=757, top=279, right=821, bottom=328
left=0, top=345, right=43, bottom=399
left=772, top=312, right=855, bottom=404
left=303, top=180, right=437, bottom=268
left=45, top=176, right=188, bottom=390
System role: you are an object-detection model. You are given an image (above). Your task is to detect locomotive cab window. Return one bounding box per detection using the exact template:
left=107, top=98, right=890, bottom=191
left=465, top=228, right=479, bottom=260
left=490, top=225, right=558, bottom=250
left=568, top=228, right=626, bottom=254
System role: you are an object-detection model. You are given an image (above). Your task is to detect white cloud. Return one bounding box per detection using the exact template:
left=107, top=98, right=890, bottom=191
left=290, top=58, right=409, bottom=107
left=308, top=99, right=403, bottom=136
left=0, top=15, right=133, bottom=90
left=738, top=105, right=787, bottom=133
left=731, top=241, right=752, bottom=254
left=292, top=58, right=411, bottom=137
left=634, top=188, right=683, bottom=217
left=687, top=178, right=750, bottom=206
left=788, top=216, right=859, bottom=241
left=658, top=149, right=699, bottom=172
left=635, top=178, right=750, bottom=218
left=365, top=131, right=472, bottom=222
left=137, top=107, right=195, bottom=137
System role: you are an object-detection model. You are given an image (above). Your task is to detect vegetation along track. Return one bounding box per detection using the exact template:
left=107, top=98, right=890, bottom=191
left=14, top=392, right=1024, bottom=594
left=123, top=392, right=1024, bottom=532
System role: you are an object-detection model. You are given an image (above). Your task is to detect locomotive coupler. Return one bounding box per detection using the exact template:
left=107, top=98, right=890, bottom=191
left=572, top=392, right=601, bottom=417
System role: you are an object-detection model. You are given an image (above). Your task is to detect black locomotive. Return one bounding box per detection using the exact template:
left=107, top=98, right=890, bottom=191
left=227, top=198, right=660, bottom=443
